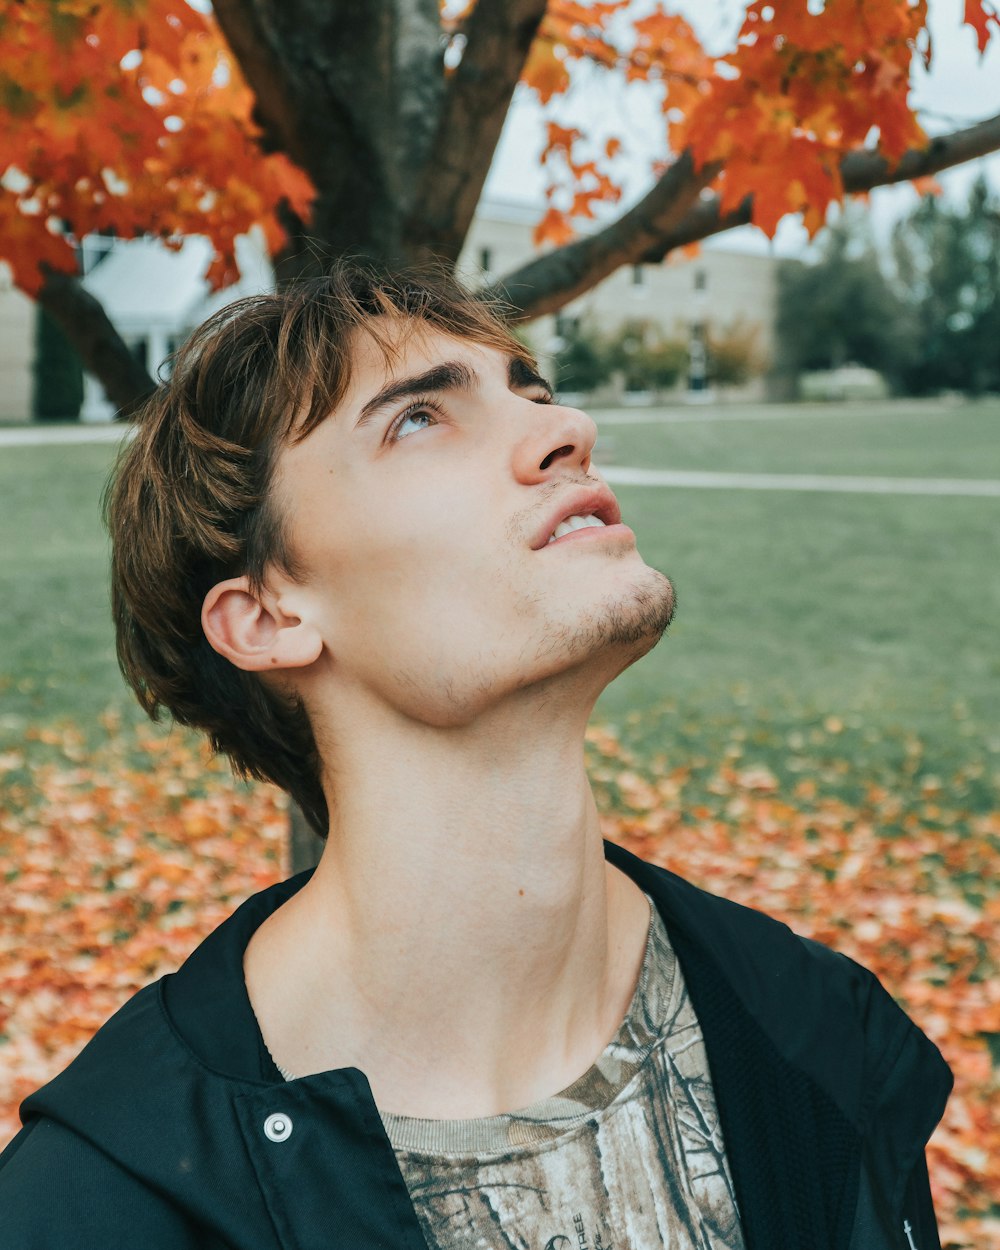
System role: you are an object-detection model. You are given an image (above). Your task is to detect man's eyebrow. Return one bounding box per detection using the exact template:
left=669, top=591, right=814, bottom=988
left=354, top=361, right=477, bottom=429
left=508, top=356, right=553, bottom=393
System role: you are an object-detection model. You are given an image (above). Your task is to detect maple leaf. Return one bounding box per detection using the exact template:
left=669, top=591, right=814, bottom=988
left=522, top=38, right=570, bottom=104
left=532, top=204, right=575, bottom=248
left=964, top=0, right=1000, bottom=53
left=910, top=174, right=943, bottom=196
left=542, top=121, right=584, bottom=162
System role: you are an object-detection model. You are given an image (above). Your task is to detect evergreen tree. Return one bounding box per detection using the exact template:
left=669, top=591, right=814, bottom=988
left=774, top=210, right=915, bottom=389
left=891, top=176, right=1000, bottom=395
left=32, top=307, right=84, bottom=421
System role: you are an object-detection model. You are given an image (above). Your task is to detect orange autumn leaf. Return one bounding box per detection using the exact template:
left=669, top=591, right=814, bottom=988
left=0, top=199, right=77, bottom=295
left=542, top=121, right=585, bottom=163
left=964, top=0, right=1000, bottom=53
left=532, top=204, right=576, bottom=247
left=521, top=38, right=571, bottom=105
left=911, top=174, right=944, bottom=197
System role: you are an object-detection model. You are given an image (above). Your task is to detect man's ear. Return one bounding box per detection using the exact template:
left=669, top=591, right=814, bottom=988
left=201, top=576, right=323, bottom=673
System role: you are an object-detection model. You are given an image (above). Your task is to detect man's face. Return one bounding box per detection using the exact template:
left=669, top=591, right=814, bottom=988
left=272, top=322, right=675, bottom=727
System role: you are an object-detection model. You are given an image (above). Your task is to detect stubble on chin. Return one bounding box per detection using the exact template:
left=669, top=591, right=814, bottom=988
left=530, top=563, right=676, bottom=668
left=596, top=564, right=676, bottom=650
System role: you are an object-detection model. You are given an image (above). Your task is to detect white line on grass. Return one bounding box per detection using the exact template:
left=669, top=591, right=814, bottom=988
left=602, top=467, right=1000, bottom=497
left=592, top=403, right=962, bottom=425
left=0, top=423, right=131, bottom=448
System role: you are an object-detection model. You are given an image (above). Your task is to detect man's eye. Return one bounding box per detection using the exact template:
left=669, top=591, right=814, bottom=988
left=388, top=404, right=438, bottom=443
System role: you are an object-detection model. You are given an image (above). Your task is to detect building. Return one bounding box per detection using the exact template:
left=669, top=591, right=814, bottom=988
left=0, top=267, right=33, bottom=423
left=460, top=199, right=785, bottom=401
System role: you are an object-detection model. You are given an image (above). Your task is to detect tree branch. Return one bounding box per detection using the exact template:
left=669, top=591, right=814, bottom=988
left=37, top=268, right=156, bottom=418
left=484, top=151, right=721, bottom=319
left=403, top=0, right=549, bottom=265
left=493, top=110, right=1000, bottom=319
left=842, top=110, right=1000, bottom=191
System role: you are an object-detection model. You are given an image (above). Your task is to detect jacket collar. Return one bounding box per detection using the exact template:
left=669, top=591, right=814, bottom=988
left=162, top=867, right=312, bottom=1082
left=164, top=838, right=950, bottom=1138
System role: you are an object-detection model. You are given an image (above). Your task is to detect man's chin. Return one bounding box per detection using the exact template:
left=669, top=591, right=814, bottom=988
left=554, top=568, right=676, bottom=686
left=603, top=566, right=676, bottom=649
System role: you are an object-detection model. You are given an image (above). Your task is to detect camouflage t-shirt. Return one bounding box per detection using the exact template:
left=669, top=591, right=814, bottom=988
left=378, top=897, right=745, bottom=1250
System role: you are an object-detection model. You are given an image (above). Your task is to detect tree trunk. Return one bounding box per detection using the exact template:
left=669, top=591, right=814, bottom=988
left=289, top=802, right=325, bottom=873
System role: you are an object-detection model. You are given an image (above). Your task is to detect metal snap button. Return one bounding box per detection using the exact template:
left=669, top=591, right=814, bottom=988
left=263, top=1112, right=293, bottom=1142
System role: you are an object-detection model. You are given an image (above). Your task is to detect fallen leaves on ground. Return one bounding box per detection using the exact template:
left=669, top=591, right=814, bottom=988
left=0, top=716, right=997, bottom=1246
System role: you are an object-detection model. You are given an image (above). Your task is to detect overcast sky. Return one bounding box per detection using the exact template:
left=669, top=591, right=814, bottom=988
left=483, top=0, right=1000, bottom=256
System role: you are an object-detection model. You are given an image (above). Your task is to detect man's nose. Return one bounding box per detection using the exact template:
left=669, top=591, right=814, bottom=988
left=511, top=398, right=599, bottom=483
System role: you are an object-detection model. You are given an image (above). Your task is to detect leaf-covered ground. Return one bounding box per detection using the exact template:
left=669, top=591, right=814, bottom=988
left=1, top=717, right=997, bottom=1248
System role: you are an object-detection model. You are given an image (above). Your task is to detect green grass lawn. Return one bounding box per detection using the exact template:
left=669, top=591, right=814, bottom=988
left=597, top=396, right=1000, bottom=479
left=0, top=442, right=130, bottom=736
left=1, top=401, right=998, bottom=811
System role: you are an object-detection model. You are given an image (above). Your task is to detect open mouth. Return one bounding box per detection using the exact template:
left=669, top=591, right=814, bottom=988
left=532, top=487, right=622, bottom=550
left=546, top=513, right=608, bottom=543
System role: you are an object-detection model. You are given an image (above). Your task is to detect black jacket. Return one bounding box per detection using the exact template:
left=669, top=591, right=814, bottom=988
left=1, top=840, right=953, bottom=1249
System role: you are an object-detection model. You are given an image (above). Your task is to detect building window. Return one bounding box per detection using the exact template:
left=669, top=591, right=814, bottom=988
left=631, top=264, right=645, bottom=287
left=693, top=268, right=708, bottom=292
left=129, top=338, right=149, bottom=370
left=79, top=234, right=116, bottom=276
left=479, top=246, right=492, bottom=273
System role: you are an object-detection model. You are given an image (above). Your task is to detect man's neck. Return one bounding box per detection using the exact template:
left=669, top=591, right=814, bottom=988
left=244, top=692, right=651, bottom=1119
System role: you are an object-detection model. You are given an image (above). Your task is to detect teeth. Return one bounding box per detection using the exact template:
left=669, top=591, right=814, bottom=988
left=547, top=513, right=607, bottom=544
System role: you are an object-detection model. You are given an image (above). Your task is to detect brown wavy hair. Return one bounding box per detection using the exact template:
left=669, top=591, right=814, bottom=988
left=104, top=260, right=534, bottom=836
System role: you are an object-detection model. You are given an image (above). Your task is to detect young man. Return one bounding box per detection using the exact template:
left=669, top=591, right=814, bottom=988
left=2, top=263, right=950, bottom=1249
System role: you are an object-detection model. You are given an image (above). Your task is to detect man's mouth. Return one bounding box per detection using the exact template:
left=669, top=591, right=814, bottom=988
left=546, top=514, right=607, bottom=544
left=531, top=485, right=622, bottom=549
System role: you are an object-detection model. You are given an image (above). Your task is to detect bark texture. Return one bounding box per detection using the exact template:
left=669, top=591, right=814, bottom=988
left=212, top=0, right=447, bottom=275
